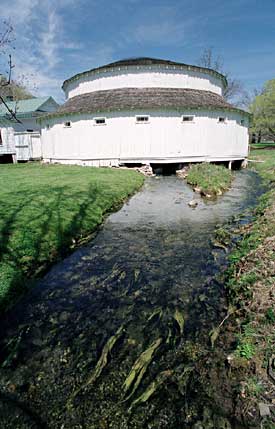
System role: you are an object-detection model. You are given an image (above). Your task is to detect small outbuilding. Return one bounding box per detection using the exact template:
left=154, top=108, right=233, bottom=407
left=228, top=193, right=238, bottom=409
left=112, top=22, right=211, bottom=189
left=40, top=58, right=250, bottom=168
left=0, top=96, right=59, bottom=163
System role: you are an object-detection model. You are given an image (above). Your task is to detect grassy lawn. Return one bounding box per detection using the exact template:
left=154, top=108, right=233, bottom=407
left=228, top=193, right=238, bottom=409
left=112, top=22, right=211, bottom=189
left=186, top=162, right=232, bottom=196
left=250, top=142, right=275, bottom=150
left=224, top=149, right=275, bottom=427
left=0, top=163, right=144, bottom=313
left=249, top=148, right=275, bottom=182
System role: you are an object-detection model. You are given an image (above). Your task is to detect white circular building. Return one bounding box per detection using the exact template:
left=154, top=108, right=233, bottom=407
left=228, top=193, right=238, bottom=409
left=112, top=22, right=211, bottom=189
left=40, top=58, right=249, bottom=168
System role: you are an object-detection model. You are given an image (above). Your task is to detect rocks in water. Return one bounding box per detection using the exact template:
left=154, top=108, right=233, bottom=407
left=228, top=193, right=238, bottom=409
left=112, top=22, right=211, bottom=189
left=59, top=311, right=69, bottom=323
left=188, top=200, right=198, bottom=208
left=193, top=409, right=232, bottom=429
left=258, top=402, right=271, bottom=417
left=193, top=186, right=201, bottom=193
left=176, top=166, right=189, bottom=179
left=136, top=164, right=155, bottom=176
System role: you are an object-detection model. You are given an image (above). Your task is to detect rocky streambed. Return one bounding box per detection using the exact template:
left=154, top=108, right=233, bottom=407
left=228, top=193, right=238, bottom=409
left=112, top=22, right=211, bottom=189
left=0, top=171, right=264, bottom=428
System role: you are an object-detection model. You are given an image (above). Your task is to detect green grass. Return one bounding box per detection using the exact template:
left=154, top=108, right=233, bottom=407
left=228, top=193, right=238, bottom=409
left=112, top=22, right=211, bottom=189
left=224, top=149, right=275, bottom=417
left=250, top=142, right=275, bottom=150
left=0, top=163, right=144, bottom=313
left=186, top=162, right=232, bottom=196
left=249, top=149, right=275, bottom=182
left=226, top=150, right=275, bottom=303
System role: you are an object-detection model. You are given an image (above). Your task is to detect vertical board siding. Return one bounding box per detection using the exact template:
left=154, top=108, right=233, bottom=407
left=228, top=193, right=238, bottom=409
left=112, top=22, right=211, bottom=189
left=41, top=110, right=248, bottom=165
left=0, top=127, right=15, bottom=155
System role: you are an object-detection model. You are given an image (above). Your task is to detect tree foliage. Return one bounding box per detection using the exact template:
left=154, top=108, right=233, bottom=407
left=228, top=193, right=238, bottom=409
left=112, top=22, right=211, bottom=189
left=250, top=79, right=275, bottom=142
left=197, top=47, right=248, bottom=107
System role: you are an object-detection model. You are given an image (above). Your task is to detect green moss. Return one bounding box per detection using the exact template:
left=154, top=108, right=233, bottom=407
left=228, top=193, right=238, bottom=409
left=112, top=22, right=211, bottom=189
left=187, top=162, right=232, bottom=196
left=265, top=308, right=275, bottom=323
left=0, top=164, right=144, bottom=313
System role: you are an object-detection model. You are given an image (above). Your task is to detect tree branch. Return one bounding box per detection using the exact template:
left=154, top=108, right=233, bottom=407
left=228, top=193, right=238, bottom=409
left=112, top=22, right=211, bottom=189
left=0, top=94, right=22, bottom=124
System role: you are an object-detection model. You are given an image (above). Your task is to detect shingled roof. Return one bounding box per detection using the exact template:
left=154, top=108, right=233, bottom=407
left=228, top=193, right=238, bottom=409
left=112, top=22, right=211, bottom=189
left=62, top=57, right=227, bottom=90
left=41, top=88, right=249, bottom=120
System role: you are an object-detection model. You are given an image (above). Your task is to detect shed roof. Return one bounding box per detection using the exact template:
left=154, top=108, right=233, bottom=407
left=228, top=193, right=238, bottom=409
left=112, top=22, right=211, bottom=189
left=41, top=87, right=249, bottom=120
left=62, top=57, right=227, bottom=90
left=0, top=96, right=58, bottom=119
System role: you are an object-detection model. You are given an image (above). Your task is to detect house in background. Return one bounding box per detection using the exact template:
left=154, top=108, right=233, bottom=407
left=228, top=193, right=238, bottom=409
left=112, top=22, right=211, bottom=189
left=0, top=96, right=59, bottom=163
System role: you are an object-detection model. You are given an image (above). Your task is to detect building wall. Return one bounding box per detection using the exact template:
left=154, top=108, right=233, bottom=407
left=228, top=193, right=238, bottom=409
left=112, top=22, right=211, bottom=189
left=65, top=66, right=224, bottom=99
left=0, top=118, right=41, bottom=161
left=0, top=99, right=59, bottom=161
left=0, top=126, right=16, bottom=156
left=12, top=118, right=41, bottom=133
left=41, top=110, right=249, bottom=166
left=14, top=132, right=42, bottom=160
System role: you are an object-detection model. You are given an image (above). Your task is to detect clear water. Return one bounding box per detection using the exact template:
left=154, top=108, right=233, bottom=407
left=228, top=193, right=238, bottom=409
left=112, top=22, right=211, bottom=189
left=0, top=171, right=263, bottom=429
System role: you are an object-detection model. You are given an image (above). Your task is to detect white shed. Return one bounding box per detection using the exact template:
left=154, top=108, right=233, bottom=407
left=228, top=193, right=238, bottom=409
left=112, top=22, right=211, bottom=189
left=40, top=58, right=250, bottom=168
left=0, top=96, right=59, bottom=163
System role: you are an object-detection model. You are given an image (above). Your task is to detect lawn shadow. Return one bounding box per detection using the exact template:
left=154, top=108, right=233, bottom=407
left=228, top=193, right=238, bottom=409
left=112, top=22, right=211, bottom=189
left=0, top=182, right=101, bottom=313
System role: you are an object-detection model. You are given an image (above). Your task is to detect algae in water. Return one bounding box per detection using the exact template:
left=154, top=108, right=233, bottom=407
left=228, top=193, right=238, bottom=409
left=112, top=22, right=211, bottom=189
left=123, top=337, right=162, bottom=401
left=68, top=325, right=124, bottom=405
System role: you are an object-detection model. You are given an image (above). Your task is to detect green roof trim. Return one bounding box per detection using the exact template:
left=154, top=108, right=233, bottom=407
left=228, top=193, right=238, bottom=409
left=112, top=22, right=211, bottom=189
left=0, top=96, right=58, bottom=119
left=62, top=57, right=228, bottom=91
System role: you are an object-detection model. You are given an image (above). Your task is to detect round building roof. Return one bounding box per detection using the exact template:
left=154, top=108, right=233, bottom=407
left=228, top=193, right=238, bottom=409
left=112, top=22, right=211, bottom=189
left=42, top=87, right=249, bottom=120
left=62, top=57, right=228, bottom=91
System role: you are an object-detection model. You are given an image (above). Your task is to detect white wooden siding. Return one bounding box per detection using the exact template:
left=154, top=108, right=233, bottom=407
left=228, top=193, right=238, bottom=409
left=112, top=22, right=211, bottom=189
left=65, top=66, right=224, bottom=99
left=0, top=127, right=15, bottom=155
left=15, top=132, right=42, bottom=160
left=41, top=110, right=249, bottom=166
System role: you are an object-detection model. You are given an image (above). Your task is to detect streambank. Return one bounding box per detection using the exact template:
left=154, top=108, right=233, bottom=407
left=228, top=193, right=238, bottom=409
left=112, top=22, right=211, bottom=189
left=206, top=150, right=275, bottom=429
left=0, top=164, right=144, bottom=314
left=0, top=171, right=264, bottom=429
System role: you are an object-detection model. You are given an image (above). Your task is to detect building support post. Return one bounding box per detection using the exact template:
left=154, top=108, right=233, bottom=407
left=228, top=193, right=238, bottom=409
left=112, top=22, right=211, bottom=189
left=228, top=160, right=232, bottom=170
left=241, top=159, right=248, bottom=169
left=12, top=154, right=17, bottom=164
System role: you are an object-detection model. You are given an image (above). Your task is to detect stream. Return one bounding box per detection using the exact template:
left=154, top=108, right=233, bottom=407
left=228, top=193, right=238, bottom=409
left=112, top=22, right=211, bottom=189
left=0, top=171, right=264, bottom=429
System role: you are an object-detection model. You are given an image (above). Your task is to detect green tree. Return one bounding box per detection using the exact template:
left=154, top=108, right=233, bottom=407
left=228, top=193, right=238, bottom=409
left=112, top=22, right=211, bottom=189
left=251, top=79, right=275, bottom=142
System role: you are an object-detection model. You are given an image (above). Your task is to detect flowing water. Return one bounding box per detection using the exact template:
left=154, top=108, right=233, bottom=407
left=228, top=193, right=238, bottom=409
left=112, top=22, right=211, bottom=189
left=0, top=171, right=264, bottom=429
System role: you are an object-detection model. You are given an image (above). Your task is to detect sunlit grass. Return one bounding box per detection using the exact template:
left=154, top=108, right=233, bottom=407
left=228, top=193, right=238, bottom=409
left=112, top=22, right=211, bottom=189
left=249, top=148, right=275, bottom=182
left=0, top=163, right=144, bottom=312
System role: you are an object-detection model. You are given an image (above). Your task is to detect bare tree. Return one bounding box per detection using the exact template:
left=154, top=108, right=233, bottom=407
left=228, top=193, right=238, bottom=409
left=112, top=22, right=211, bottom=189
left=198, top=47, right=224, bottom=73
left=197, top=47, right=249, bottom=108
left=0, top=20, right=21, bottom=123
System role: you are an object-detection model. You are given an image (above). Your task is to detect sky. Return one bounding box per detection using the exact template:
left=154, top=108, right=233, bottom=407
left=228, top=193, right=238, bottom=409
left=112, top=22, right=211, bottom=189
left=0, top=0, right=275, bottom=102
